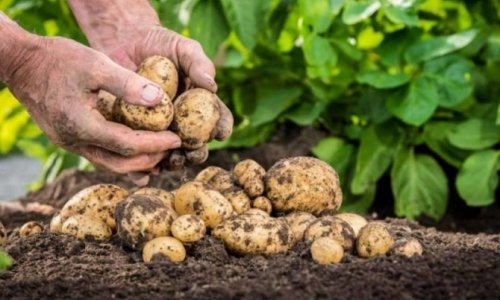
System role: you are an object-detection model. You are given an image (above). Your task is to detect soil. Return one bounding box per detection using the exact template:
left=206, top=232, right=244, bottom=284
left=1, top=126, right=499, bottom=299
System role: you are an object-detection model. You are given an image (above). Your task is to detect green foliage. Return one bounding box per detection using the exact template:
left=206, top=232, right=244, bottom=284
left=0, top=0, right=499, bottom=220
left=0, top=250, right=13, bottom=271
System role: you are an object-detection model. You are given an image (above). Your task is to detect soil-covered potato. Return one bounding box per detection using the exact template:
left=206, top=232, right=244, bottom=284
left=185, top=145, right=210, bottom=164
left=61, top=214, right=112, bottom=241
left=133, top=187, right=175, bottom=209
left=96, top=90, right=116, bottom=121
left=265, top=157, right=342, bottom=215
left=60, top=184, right=129, bottom=230
left=390, top=238, right=423, bottom=257
left=233, top=159, right=266, bottom=197
left=115, top=194, right=178, bottom=249
left=244, top=209, right=270, bottom=218
left=283, top=212, right=316, bottom=242
left=252, top=196, right=272, bottom=215
left=142, top=236, right=186, bottom=263
left=113, top=94, right=173, bottom=131
left=304, top=216, right=355, bottom=251
left=137, top=56, right=178, bottom=99
left=223, top=187, right=251, bottom=214
left=171, top=215, right=206, bottom=243
left=356, top=222, right=394, bottom=258
left=0, top=221, right=6, bottom=246
left=310, top=237, right=344, bottom=264
left=213, top=213, right=293, bottom=255
left=19, top=221, right=44, bottom=237
left=171, top=88, right=221, bottom=149
left=195, top=166, right=234, bottom=192
left=334, top=213, right=367, bottom=237
left=49, top=212, right=63, bottom=233
left=174, top=181, right=233, bottom=228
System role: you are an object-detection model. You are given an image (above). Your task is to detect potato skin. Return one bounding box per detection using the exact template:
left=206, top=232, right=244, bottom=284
left=142, top=237, right=186, bottom=263
left=19, top=221, right=44, bottom=237
left=0, top=222, right=6, bottom=246
left=61, top=215, right=112, bottom=241
left=96, top=90, right=116, bottom=121
left=171, top=215, right=206, bottom=243
left=49, top=212, right=63, bottom=233
left=244, top=208, right=270, bottom=218
left=390, top=238, right=423, bottom=257
left=252, top=196, right=272, bottom=215
left=356, top=222, right=394, bottom=258
left=113, top=94, right=174, bottom=131
left=213, top=213, right=293, bottom=255
left=133, top=187, right=175, bottom=209
left=283, top=212, right=316, bottom=243
left=195, top=166, right=234, bottom=192
left=233, top=159, right=266, bottom=197
left=171, top=88, right=221, bottom=149
left=265, top=157, right=342, bottom=215
left=334, top=213, right=367, bottom=237
left=223, top=187, right=251, bottom=214
left=115, top=194, right=178, bottom=249
left=310, top=237, right=344, bottom=264
left=138, top=56, right=178, bottom=99
left=304, top=216, right=355, bottom=251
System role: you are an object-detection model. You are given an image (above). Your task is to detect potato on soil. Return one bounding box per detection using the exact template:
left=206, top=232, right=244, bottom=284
left=304, top=216, right=355, bottom=252
left=252, top=196, right=272, bottom=215
left=174, top=181, right=233, bottom=229
left=49, top=212, right=63, bottom=233
left=265, top=157, right=342, bottom=215
left=0, top=222, right=6, bottom=246
left=213, top=213, right=293, bottom=255
left=195, top=166, right=234, bottom=192
left=61, top=214, right=112, bottom=241
left=283, top=212, right=316, bottom=243
left=356, top=222, right=394, bottom=258
left=223, top=187, right=251, bottom=214
left=334, top=213, right=367, bottom=237
left=185, top=145, right=209, bottom=165
left=244, top=208, right=270, bottom=218
left=115, top=194, right=178, bottom=249
left=60, top=184, right=128, bottom=230
left=233, top=159, right=266, bottom=198
left=390, top=238, right=423, bottom=257
left=19, top=221, right=44, bottom=237
left=310, top=237, right=344, bottom=265
left=113, top=93, right=173, bottom=131
left=138, top=56, right=178, bottom=99
left=133, top=187, right=175, bottom=209
left=171, top=88, right=221, bottom=149
left=96, top=90, right=116, bottom=121
left=171, top=215, right=206, bottom=243
left=142, top=236, right=186, bottom=263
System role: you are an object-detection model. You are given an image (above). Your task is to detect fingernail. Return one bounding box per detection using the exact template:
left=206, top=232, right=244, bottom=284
left=141, top=84, right=161, bottom=103
left=203, top=73, right=216, bottom=87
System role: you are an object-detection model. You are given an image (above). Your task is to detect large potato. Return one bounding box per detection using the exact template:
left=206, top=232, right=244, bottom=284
left=171, top=88, right=221, bottom=149
left=115, top=194, right=178, bottom=249
left=195, top=166, right=234, bottom=192
left=304, top=216, right=355, bottom=251
left=61, top=214, right=112, bottom=241
left=133, top=187, right=175, bottom=209
left=49, top=212, right=63, bottom=233
left=265, top=157, right=342, bottom=215
left=60, top=184, right=129, bottom=230
left=174, top=181, right=233, bottom=228
left=283, top=212, right=316, bottom=243
left=171, top=215, right=206, bottom=243
left=356, top=222, right=394, bottom=258
left=334, top=213, right=367, bottom=237
left=137, top=56, right=178, bottom=99
left=0, top=221, right=6, bottom=246
left=142, top=237, right=186, bottom=263
left=233, top=159, right=266, bottom=197
left=213, top=213, right=293, bottom=255
left=113, top=94, right=173, bottom=131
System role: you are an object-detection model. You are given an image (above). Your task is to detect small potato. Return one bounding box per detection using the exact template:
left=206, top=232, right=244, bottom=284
left=304, top=216, right=355, bottom=252
left=283, top=212, right=316, bottom=243
left=334, top=213, right=367, bottom=237
left=252, top=196, right=272, bottom=215
left=113, top=94, right=174, bottom=131
left=213, top=214, right=292, bottom=255
left=138, top=56, right=178, bottom=99
left=356, top=222, right=394, bottom=258
left=390, top=238, right=423, bottom=257
left=233, top=159, right=266, bottom=197
left=175, top=181, right=233, bottom=228
left=19, top=221, right=44, bottom=237
left=142, top=236, right=186, bottom=263
left=133, top=187, right=175, bottom=209
left=171, top=88, right=221, bottom=149
left=310, top=237, right=344, bottom=264
left=62, top=215, right=112, bottom=241
left=171, top=215, right=206, bottom=243
left=0, top=221, right=6, bottom=246
left=49, top=212, right=63, bottom=233
left=96, top=90, right=116, bottom=121
left=244, top=209, right=270, bottom=218
left=185, top=146, right=209, bottom=165
left=115, top=194, right=178, bottom=249
left=223, top=187, right=251, bottom=214
left=265, top=157, right=342, bottom=215
left=195, top=166, right=234, bottom=192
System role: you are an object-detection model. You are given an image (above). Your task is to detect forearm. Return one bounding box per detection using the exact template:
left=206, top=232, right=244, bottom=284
left=67, top=0, right=160, bottom=51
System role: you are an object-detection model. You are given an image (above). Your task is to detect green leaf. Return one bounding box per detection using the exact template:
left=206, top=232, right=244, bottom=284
left=340, top=185, right=376, bottom=214
left=377, top=29, right=420, bottom=67
left=386, top=75, right=439, bottom=126
left=0, top=251, right=13, bottom=271
left=312, top=137, right=355, bottom=180
left=383, top=5, right=418, bottom=26
left=284, top=101, right=325, bottom=126
left=342, top=0, right=381, bottom=25
left=456, top=150, right=500, bottom=206
left=447, top=118, right=500, bottom=150
left=303, top=34, right=338, bottom=67
left=405, top=29, right=479, bottom=64
left=189, top=0, right=230, bottom=58
left=497, top=103, right=500, bottom=126
left=391, top=147, right=448, bottom=220
left=298, top=0, right=342, bottom=33
left=208, top=122, right=275, bottom=150
left=0, top=110, right=30, bottom=154
left=16, top=139, right=47, bottom=160
left=423, top=121, right=470, bottom=168
left=356, top=70, right=410, bottom=89
left=156, top=0, right=186, bottom=32
left=249, top=86, right=302, bottom=126
left=220, top=0, right=263, bottom=50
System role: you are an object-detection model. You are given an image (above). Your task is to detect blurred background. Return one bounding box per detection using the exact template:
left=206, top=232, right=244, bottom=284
left=0, top=0, right=498, bottom=221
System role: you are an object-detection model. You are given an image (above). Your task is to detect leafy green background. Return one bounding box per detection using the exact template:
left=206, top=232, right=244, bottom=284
left=0, top=0, right=499, bottom=221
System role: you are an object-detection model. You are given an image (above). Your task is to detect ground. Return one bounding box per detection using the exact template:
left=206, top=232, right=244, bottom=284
left=0, top=126, right=499, bottom=299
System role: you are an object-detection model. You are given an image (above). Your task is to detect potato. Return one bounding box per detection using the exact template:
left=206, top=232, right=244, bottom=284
left=115, top=194, right=178, bottom=249
left=142, top=237, right=186, bottom=263
left=265, top=157, right=342, bottom=215
left=252, top=196, right=272, bottom=215
left=390, top=238, right=423, bottom=257
left=185, top=146, right=209, bottom=164
left=356, top=222, right=394, bottom=258
left=304, top=216, right=355, bottom=251
left=174, top=181, right=233, bottom=228
left=133, top=187, right=175, bottom=209
left=137, top=56, right=178, bottom=99
left=19, top=221, right=44, bottom=237
left=244, top=208, right=270, bottom=218
left=49, top=212, right=63, bottom=233
left=60, top=184, right=128, bottom=230
left=171, top=88, right=221, bottom=149
left=96, top=90, right=116, bottom=121
left=61, top=215, right=112, bottom=241
left=223, top=187, right=251, bottom=214
left=310, top=237, right=344, bottom=264
left=0, top=221, right=6, bottom=246
left=213, top=213, right=292, bottom=255
left=334, top=213, right=367, bottom=237
left=195, top=166, right=234, bottom=192
left=233, top=159, right=266, bottom=197
left=283, top=212, right=316, bottom=243
left=171, top=215, right=206, bottom=243
left=113, top=94, right=173, bottom=131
